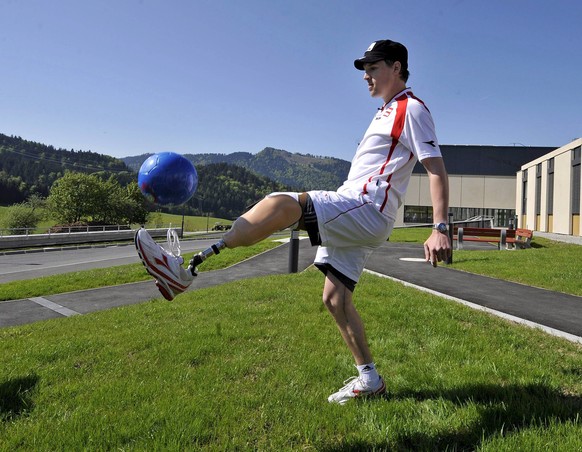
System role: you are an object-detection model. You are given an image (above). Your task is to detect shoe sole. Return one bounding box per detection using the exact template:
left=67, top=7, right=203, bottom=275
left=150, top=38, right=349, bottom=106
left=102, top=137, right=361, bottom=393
left=134, top=231, right=186, bottom=301
left=155, top=280, right=174, bottom=301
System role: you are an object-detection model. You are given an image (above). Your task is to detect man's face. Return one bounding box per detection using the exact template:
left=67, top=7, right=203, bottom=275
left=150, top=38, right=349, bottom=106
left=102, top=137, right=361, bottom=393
left=363, top=60, right=403, bottom=101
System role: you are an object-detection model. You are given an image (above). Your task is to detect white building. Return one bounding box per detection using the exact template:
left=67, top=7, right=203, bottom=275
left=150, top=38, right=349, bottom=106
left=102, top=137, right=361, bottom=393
left=516, top=138, right=582, bottom=236
left=398, top=145, right=555, bottom=227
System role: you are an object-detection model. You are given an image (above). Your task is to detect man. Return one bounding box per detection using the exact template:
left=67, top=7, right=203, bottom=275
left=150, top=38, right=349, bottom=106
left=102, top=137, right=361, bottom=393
left=135, top=39, right=451, bottom=404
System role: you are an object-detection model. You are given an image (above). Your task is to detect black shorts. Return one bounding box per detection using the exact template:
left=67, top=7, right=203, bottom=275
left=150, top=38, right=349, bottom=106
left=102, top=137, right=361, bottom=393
left=314, top=263, right=356, bottom=292
left=302, top=193, right=321, bottom=246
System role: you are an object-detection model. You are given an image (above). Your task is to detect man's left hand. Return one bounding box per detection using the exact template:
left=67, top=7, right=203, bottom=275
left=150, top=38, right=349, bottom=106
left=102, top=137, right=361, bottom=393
left=424, top=230, right=452, bottom=267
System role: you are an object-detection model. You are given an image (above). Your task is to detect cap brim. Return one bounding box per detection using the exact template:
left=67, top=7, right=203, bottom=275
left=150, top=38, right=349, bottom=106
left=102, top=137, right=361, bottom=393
left=353, top=55, right=384, bottom=70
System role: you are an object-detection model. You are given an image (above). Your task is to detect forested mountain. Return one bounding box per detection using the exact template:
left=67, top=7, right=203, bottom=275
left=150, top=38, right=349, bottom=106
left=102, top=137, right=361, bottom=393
left=0, top=133, right=132, bottom=204
left=1, top=134, right=341, bottom=219
left=190, top=163, right=292, bottom=219
left=124, top=147, right=350, bottom=191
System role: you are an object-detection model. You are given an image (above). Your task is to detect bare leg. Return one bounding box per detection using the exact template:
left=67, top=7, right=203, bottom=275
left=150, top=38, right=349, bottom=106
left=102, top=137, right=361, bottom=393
left=222, top=194, right=303, bottom=248
left=322, top=273, right=373, bottom=365
left=189, top=194, right=303, bottom=272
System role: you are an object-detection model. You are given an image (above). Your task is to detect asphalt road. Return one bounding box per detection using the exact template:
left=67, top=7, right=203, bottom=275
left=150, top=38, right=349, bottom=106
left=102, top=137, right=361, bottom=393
left=0, top=238, right=217, bottom=283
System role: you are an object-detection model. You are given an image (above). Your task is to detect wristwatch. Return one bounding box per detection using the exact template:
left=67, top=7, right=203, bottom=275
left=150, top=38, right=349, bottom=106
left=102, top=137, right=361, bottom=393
left=433, top=222, right=448, bottom=233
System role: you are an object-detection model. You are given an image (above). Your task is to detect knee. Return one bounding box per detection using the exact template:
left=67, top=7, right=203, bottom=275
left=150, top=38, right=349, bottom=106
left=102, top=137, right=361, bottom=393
left=266, top=191, right=300, bottom=203
left=322, top=292, right=344, bottom=316
left=264, top=194, right=302, bottom=218
left=322, top=294, right=332, bottom=311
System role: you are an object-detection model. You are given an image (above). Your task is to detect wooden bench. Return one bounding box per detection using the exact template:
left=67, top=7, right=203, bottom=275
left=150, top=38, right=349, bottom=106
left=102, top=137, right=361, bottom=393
left=505, top=228, right=533, bottom=249
left=453, top=227, right=533, bottom=250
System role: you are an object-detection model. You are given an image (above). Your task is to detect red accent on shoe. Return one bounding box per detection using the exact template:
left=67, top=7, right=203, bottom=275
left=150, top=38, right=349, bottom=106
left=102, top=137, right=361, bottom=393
left=136, top=239, right=190, bottom=292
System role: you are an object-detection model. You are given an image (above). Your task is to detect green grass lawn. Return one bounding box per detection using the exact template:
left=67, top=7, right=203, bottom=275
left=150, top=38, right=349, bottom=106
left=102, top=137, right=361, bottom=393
left=452, top=238, right=582, bottom=296
left=390, top=228, right=582, bottom=296
left=1, top=228, right=582, bottom=449
left=1, top=270, right=581, bottom=450
left=144, top=212, right=232, bottom=232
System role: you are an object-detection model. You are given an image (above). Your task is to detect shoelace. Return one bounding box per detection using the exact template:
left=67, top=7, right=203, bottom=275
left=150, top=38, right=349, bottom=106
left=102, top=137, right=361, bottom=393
left=338, top=376, right=360, bottom=391
left=164, top=227, right=181, bottom=258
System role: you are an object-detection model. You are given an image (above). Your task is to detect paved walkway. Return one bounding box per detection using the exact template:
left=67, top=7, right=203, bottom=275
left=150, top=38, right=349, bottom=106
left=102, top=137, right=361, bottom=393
left=534, top=231, right=582, bottom=246
left=1, top=238, right=581, bottom=344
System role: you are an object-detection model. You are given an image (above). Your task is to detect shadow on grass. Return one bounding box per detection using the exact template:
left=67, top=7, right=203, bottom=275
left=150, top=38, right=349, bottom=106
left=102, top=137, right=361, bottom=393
left=394, top=383, right=582, bottom=450
left=0, top=374, right=39, bottom=422
left=322, top=383, right=582, bottom=451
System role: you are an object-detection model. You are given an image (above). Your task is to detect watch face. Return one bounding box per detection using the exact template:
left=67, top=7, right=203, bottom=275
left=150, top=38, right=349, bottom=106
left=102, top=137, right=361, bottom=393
left=435, top=223, right=447, bottom=232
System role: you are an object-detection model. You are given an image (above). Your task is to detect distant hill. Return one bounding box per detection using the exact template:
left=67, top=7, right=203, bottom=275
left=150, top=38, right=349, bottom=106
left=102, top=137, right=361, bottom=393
left=0, top=133, right=132, bottom=204
left=1, top=134, right=340, bottom=219
left=124, top=147, right=351, bottom=191
left=193, top=162, right=292, bottom=219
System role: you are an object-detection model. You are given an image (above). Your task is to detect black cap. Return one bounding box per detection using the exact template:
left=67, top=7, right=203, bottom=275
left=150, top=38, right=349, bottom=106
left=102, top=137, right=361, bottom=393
left=354, top=40, right=408, bottom=71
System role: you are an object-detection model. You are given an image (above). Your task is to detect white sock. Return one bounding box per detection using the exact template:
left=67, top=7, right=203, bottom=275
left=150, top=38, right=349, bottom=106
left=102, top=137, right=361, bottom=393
left=356, top=363, right=380, bottom=386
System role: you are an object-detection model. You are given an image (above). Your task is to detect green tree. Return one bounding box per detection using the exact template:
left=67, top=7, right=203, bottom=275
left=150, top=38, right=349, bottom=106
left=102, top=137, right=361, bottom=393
left=122, top=181, right=149, bottom=225
left=47, top=172, right=107, bottom=224
left=47, top=172, right=149, bottom=225
left=0, top=195, right=46, bottom=234
left=92, top=178, right=123, bottom=224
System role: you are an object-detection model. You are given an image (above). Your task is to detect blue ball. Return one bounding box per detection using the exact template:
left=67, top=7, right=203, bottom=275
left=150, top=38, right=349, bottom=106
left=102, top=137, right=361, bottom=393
left=137, top=152, right=198, bottom=206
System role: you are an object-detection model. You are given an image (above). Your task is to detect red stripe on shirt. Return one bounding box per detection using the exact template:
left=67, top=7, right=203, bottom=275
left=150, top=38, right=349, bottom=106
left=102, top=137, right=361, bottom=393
left=362, top=94, right=409, bottom=196
left=407, top=91, right=430, bottom=113
left=378, top=95, right=408, bottom=212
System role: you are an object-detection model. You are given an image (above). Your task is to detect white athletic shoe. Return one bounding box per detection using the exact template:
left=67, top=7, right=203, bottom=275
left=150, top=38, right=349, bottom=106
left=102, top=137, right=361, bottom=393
left=327, top=376, right=386, bottom=405
left=134, top=228, right=196, bottom=301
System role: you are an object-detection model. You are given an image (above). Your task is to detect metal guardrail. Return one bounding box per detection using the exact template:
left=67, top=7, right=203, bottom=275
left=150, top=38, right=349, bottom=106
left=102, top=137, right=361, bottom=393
left=0, top=224, right=134, bottom=237
left=0, top=226, right=182, bottom=251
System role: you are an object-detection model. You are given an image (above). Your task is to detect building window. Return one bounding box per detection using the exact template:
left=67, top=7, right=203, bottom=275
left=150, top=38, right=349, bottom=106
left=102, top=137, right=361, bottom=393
left=535, top=163, right=542, bottom=215
left=404, top=206, right=515, bottom=227
left=573, top=147, right=581, bottom=216
left=521, top=171, right=528, bottom=215
left=403, top=206, right=432, bottom=223
left=547, top=157, right=554, bottom=215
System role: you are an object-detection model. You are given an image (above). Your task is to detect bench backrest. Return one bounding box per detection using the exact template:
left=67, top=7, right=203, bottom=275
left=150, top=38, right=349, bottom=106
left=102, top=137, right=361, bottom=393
left=515, top=228, right=533, bottom=239
left=453, top=227, right=532, bottom=238
left=453, top=227, right=501, bottom=237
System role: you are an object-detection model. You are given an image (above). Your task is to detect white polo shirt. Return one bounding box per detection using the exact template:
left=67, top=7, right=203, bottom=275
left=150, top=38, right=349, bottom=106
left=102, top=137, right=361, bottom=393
left=338, top=88, right=441, bottom=221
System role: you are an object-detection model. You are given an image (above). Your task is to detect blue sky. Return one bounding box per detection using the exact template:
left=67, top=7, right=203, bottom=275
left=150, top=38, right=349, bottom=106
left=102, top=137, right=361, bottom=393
left=1, top=0, right=581, bottom=162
